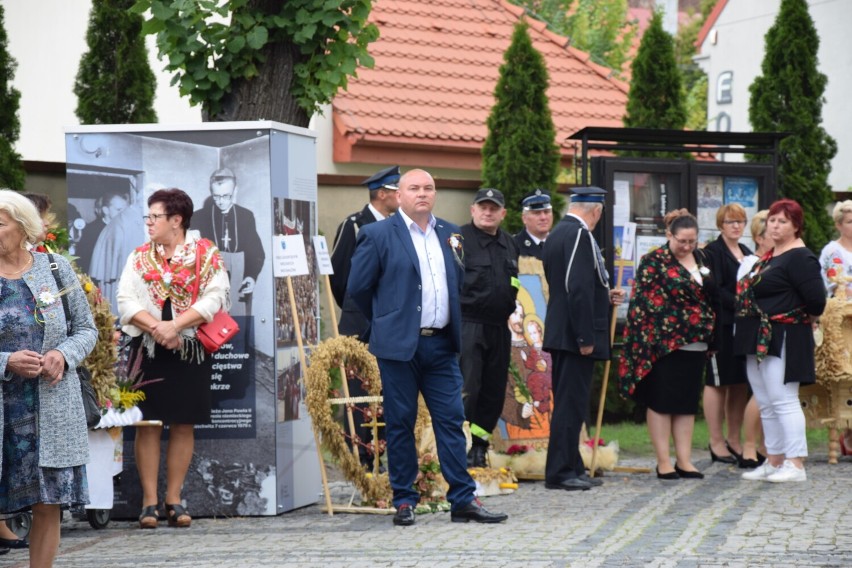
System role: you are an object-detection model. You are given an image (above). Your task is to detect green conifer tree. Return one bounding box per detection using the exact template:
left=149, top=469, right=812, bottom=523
left=75, top=0, right=157, bottom=124
left=482, top=22, right=562, bottom=233
left=0, top=3, right=26, bottom=190
left=623, top=9, right=686, bottom=133
left=748, top=0, right=836, bottom=251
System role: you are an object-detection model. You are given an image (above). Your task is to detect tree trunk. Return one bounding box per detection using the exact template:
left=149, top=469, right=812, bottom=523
left=203, top=0, right=310, bottom=126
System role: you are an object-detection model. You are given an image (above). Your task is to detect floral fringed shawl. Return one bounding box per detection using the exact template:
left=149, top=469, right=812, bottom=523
left=618, top=246, right=716, bottom=398
left=119, top=234, right=229, bottom=363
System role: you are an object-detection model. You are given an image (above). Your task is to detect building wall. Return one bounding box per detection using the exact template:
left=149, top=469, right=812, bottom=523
left=695, top=0, right=852, bottom=191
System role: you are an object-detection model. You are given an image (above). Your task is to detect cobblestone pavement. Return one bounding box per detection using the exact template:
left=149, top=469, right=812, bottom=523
left=10, top=452, right=852, bottom=568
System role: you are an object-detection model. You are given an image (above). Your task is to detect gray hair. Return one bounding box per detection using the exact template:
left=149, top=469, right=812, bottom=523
left=0, top=189, right=45, bottom=245
left=832, top=200, right=852, bottom=224
left=568, top=201, right=602, bottom=215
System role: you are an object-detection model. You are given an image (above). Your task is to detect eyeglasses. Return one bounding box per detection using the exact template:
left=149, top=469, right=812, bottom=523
left=211, top=194, right=234, bottom=201
left=723, top=219, right=746, bottom=225
left=671, top=235, right=698, bottom=247
left=142, top=213, right=170, bottom=222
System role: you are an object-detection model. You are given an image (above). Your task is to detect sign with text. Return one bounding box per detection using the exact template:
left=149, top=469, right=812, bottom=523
left=312, top=235, right=334, bottom=275
left=273, top=234, right=309, bottom=277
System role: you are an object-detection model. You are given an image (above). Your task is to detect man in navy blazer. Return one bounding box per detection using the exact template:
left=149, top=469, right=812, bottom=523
left=348, top=169, right=508, bottom=526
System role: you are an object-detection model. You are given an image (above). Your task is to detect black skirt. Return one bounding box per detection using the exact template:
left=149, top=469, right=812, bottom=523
left=634, top=349, right=706, bottom=415
left=132, top=301, right=213, bottom=425
left=705, top=324, right=748, bottom=386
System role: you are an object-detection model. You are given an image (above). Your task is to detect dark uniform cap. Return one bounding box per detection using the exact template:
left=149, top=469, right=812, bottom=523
left=210, top=167, right=236, bottom=182
left=521, top=189, right=553, bottom=211
left=361, top=165, right=401, bottom=191
left=473, top=188, right=505, bottom=207
left=570, top=186, right=607, bottom=203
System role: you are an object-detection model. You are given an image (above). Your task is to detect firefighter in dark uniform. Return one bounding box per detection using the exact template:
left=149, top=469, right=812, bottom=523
left=513, top=189, right=554, bottom=260
left=460, top=188, right=520, bottom=467
left=541, top=186, right=624, bottom=490
left=330, top=165, right=400, bottom=339
left=329, top=165, right=399, bottom=469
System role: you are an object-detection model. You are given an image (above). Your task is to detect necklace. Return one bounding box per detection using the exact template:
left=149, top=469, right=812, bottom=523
left=0, top=253, right=32, bottom=276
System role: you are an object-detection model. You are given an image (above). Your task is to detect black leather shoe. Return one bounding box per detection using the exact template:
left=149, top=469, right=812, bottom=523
left=739, top=452, right=767, bottom=469
left=545, top=478, right=592, bottom=491
left=656, top=467, right=680, bottom=480
left=467, top=445, right=487, bottom=468
left=725, top=441, right=744, bottom=463
left=578, top=473, right=603, bottom=487
left=0, top=538, right=27, bottom=549
left=393, top=503, right=415, bottom=526
left=674, top=465, right=704, bottom=479
left=709, top=445, right=737, bottom=464
left=451, top=499, right=508, bottom=523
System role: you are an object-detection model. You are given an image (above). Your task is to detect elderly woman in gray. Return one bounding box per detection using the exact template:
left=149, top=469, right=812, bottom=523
left=0, top=189, right=97, bottom=567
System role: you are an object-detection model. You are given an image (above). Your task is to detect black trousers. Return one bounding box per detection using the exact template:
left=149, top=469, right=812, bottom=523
left=460, top=321, right=510, bottom=447
left=545, top=350, right=595, bottom=482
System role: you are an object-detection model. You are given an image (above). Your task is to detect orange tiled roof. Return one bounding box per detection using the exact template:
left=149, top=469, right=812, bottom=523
left=332, top=0, right=629, bottom=171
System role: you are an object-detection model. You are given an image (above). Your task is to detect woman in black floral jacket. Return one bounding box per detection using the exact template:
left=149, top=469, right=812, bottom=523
left=619, top=210, right=716, bottom=480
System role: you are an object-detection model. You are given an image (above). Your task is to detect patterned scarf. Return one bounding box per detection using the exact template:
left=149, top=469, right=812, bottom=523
left=735, top=250, right=810, bottom=362
left=132, top=237, right=221, bottom=316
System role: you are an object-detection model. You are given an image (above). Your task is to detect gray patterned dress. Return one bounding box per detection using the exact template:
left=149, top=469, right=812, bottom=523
left=0, top=277, right=88, bottom=513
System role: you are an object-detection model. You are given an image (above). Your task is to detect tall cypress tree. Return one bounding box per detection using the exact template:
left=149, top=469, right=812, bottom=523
left=482, top=22, right=562, bottom=233
left=75, top=0, right=157, bottom=124
left=623, top=10, right=686, bottom=133
left=749, top=0, right=836, bottom=251
left=0, top=3, right=26, bottom=190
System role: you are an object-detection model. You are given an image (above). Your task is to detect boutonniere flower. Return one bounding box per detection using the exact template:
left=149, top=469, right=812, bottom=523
left=33, top=285, right=75, bottom=326
left=448, top=233, right=464, bottom=267
left=38, top=291, right=57, bottom=306
left=162, top=272, right=173, bottom=286
left=699, top=266, right=710, bottom=276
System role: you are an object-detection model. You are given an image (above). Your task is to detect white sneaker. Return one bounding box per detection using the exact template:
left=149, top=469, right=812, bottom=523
left=741, top=461, right=781, bottom=481
left=766, top=460, right=807, bottom=483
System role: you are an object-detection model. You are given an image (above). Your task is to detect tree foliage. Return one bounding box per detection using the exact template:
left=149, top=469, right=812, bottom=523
left=482, top=23, right=562, bottom=234
left=623, top=9, right=685, bottom=133
left=131, top=0, right=379, bottom=126
left=511, top=0, right=635, bottom=75
left=75, top=0, right=157, bottom=124
left=0, top=3, right=26, bottom=190
left=748, top=0, right=836, bottom=251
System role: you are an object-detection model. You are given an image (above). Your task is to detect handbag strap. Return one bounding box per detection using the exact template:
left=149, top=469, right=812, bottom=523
left=47, top=253, right=73, bottom=335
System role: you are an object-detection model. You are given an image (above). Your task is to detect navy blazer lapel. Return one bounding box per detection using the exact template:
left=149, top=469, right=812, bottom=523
left=391, top=214, right=421, bottom=278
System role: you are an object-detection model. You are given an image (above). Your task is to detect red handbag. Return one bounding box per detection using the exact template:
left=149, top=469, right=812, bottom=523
left=192, top=247, right=239, bottom=353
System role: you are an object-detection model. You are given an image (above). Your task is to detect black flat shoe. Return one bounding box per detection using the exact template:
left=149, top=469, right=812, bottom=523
left=674, top=465, right=704, bottom=479
left=656, top=467, right=680, bottom=480
left=709, top=445, right=737, bottom=464
left=393, top=503, right=415, bottom=526
left=738, top=452, right=767, bottom=469
left=0, top=537, right=27, bottom=549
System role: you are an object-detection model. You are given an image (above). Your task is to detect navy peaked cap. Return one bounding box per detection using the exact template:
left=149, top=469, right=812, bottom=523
left=361, top=165, right=401, bottom=190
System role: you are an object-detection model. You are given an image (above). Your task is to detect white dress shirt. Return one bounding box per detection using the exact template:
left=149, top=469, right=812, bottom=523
left=397, top=208, right=450, bottom=329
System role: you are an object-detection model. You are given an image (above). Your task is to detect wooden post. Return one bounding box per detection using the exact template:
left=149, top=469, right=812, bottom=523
left=323, top=275, right=361, bottom=462
left=287, top=275, right=334, bottom=516
left=590, top=263, right=624, bottom=477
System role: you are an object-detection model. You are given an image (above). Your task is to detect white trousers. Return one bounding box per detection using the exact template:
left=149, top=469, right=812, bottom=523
left=745, top=346, right=808, bottom=458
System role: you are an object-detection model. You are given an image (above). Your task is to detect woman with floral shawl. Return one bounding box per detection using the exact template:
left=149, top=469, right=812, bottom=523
left=117, top=189, right=229, bottom=529
left=619, top=210, right=715, bottom=480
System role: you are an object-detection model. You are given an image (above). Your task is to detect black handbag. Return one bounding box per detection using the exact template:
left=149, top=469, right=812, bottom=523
left=48, top=254, right=101, bottom=428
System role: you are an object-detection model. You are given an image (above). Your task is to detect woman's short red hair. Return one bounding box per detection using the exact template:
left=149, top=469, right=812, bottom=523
left=767, top=198, right=804, bottom=238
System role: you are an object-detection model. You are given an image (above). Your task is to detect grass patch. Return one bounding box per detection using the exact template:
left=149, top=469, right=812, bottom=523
left=591, top=419, right=830, bottom=458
